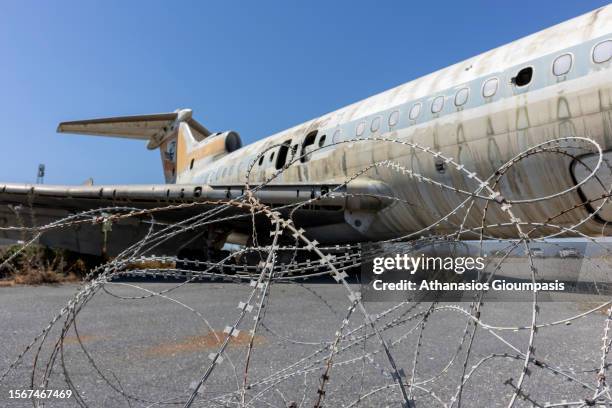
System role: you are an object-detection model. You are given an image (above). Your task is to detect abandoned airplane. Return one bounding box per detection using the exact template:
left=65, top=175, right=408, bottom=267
left=1, top=5, right=611, bottom=257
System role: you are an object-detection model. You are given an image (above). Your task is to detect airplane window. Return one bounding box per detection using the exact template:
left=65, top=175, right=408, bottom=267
left=275, top=140, right=292, bottom=170
left=258, top=155, right=264, bottom=166
left=332, top=128, right=342, bottom=143
left=512, top=67, right=533, bottom=87
left=593, top=40, right=612, bottom=63
left=356, top=121, right=366, bottom=137
left=301, top=130, right=318, bottom=162
left=454, top=88, right=469, bottom=106
left=431, top=96, right=444, bottom=113
left=269, top=151, right=275, bottom=162
left=370, top=116, right=381, bottom=132
left=388, top=110, right=399, bottom=127
left=318, top=134, right=326, bottom=147
left=409, top=103, right=422, bottom=120
left=190, top=158, right=195, bottom=170
left=482, top=78, right=498, bottom=97
left=553, top=54, right=573, bottom=76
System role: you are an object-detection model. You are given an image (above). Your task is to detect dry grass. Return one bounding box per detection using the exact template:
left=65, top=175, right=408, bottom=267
left=0, top=269, right=81, bottom=286
left=13, top=269, right=80, bottom=285
left=0, top=244, right=91, bottom=286
left=125, top=259, right=176, bottom=270
left=0, top=280, right=15, bottom=287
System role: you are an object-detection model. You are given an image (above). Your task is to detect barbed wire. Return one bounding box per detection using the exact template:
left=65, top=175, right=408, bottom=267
left=0, top=135, right=611, bottom=407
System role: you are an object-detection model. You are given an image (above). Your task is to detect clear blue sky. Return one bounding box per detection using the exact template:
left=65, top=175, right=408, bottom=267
left=0, top=1, right=609, bottom=184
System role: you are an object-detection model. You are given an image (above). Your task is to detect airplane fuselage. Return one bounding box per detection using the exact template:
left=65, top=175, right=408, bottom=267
left=175, top=7, right=612, bottom=243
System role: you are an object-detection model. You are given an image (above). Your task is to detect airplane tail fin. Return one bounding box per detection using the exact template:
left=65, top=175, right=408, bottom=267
left=57, top=109, right=210, bottom=183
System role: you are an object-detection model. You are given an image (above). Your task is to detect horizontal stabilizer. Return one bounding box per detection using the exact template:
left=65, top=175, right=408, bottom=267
left=57, top=109, right=210, bottom=149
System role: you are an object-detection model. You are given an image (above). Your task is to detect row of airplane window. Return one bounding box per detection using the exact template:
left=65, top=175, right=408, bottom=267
left=350, top=39, right=612, bottom=137
left=205, top=40, right=612, bottom=183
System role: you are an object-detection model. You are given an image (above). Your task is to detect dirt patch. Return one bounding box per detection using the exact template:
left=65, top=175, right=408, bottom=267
left=62, top=334, right=105, bottom=346
left=144, top=330, right=266, bottom=357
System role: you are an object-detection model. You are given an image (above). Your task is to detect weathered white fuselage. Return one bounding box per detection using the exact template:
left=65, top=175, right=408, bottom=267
left=178, top=6, right=612, bottom=243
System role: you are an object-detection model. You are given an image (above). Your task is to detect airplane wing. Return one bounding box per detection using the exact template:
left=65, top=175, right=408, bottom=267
left=0, top=182, right=346, bottom=214
left=0, top=181, right=388, bottom=256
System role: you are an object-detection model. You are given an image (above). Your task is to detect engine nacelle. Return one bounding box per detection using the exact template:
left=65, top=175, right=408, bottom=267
left=209, top=130, right=242, bottom=154
left=176, top=124, right=243, bottom=174
left=196, top=131, right=242, bottom=162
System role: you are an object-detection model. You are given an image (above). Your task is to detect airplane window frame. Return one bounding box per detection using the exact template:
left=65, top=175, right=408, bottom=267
left=482, top=77, right=499, bottom=98
left=593, top=39, right=612, bottom=64
left=275, top=139, right=292, bottom=170
left=388, top=110, right=399, bottom=127
left=300, top=130, right=318, bottom=162
left=512, top=66, right=534, bottom=87
left=356, top=121, right=366, bottom=137
left=370, top=116, right=381, bottom=132
left=454, top=87, right=470, bottom=106
left=552, top=53, right=573, bottom=76
left=332, top=128, right=343, bottom=143
left=409, top=103, right=422, bottom=120
left=431, top=96, right=444, bottom=114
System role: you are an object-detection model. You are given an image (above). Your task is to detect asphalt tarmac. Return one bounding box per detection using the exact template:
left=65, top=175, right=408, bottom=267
left=0, top=282, right=609, bottom=407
